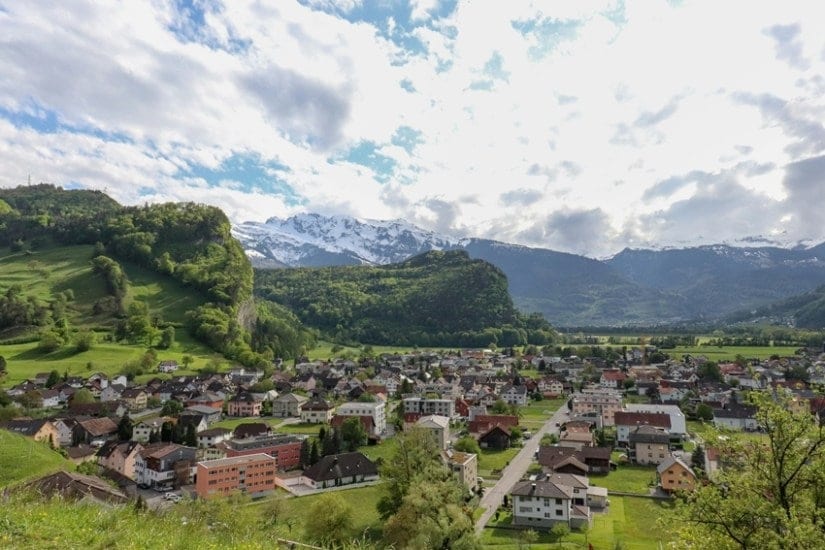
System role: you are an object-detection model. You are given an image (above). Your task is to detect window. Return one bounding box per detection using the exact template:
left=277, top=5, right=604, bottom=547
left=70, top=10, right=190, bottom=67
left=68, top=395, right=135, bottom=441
left=555, top=509, right=563, bottom=516
left=555, top=498, right=563, bottom=505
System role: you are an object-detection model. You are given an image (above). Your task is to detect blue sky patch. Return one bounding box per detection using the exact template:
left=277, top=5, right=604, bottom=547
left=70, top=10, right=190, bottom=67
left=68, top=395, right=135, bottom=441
left=339, top=140, right=396, bottom=183
left=391, top=126, right=423, bottom=154
left=180, top=153, right=302, bottom=205
left=167, top=0, right=249, bottom=53
left=0, top=102, right=132, bottom=143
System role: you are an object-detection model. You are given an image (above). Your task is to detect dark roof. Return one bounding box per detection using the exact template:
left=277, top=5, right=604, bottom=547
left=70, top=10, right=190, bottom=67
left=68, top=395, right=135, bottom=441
left=713, top=404, right=757, bottom=419
left=1, top=419, right=53, bottom=437
left=233, top=422, right=270, bottom=439
left=24, top=470, right=129, bottom=505
left=225, top=434, right=300, bottom=452
left=96, top=440, right=141, bottom=459
left=628, top=425, right=670, bottom=444
left=511, top=480, right=572, bottom=499
left=302, top=452, right=378, bottom=482
left=77, top=417, right=118, bottom=437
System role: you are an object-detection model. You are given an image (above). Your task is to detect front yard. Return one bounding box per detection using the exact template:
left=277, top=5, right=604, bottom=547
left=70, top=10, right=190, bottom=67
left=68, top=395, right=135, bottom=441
left=589, top=464, right=658, bottom=495
left=477, top=447, right=521, bottom=478
left=480, top=495, right=674, bottom=549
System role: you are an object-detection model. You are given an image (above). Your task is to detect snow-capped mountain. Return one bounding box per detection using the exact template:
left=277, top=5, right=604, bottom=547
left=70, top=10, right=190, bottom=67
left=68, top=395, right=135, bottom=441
left=232, top=213, right=468, bottom=267
left=233, top=212, right=825, bottom=327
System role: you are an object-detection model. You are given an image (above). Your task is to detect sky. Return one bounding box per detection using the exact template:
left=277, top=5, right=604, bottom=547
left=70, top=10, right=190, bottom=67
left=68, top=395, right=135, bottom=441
left=2, top=1, right=825, bottom=258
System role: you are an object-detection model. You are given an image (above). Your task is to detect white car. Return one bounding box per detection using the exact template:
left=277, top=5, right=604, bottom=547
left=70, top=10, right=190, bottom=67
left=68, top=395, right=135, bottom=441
left=164, top=492, right=182, bottom=503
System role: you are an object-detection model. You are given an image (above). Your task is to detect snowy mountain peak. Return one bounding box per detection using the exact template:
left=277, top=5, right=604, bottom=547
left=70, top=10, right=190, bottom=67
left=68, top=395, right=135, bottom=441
left=232, top=213, right=467, bottom=267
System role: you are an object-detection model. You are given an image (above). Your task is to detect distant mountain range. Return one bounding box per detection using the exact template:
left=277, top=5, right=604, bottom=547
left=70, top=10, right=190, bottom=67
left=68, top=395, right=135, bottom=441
left=233, top=214, right=825, bottom=327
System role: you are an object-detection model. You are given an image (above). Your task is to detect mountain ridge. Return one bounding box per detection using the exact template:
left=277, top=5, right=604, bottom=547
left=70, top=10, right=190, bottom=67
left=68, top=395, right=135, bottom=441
left=235, top=213, right=825, bottom=327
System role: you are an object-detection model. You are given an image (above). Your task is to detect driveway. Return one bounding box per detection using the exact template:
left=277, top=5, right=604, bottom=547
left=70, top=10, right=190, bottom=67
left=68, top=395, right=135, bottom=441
left=474, top=402, right=570, bottom=533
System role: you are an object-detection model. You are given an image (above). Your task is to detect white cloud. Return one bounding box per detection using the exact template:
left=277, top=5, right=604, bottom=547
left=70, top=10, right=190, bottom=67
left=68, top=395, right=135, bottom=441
left=1, top=1, right=825, bottom=257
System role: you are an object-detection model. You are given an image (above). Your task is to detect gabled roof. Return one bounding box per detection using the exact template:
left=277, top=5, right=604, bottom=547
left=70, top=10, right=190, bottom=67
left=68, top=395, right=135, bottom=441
left=302, top=451, right=378, bottom=482
left=511, top=479, right=572, bottom=499
left=614, top=411, right=671, bottom=429
left=656, top=455, right=696, bottom=476
left=77, top=417, right=118, bottom=437
left=24, top=470, right=128, bottom=505
left=1, top=419, right=53, bottom=436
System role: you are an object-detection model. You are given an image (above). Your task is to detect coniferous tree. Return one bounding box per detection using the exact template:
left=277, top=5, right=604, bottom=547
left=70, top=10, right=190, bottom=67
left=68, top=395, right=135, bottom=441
left=117, top=412, right=134, bottom=441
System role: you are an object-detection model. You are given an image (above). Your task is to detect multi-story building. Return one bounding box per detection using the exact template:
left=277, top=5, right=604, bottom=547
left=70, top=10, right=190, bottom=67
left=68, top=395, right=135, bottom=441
left=335, top=402, right=386, bottom=436
left=511, top=474, right=591, bottom=529
left=570, top=390, right=623, bottom=427
left=223, top=434, right=302, bottom=471
left=629, top=426, right=670, bottom=465
left=299, top=397, right=335, bottom=424
left=195, top=453, right=277, bottom=499
left=614, top=411, right=672, bottom=446
left=226, top=392, right=262, bottom=417
left=134, top=443, right=197, bottom=488
left=624, top=404, right=687, bottom=437
left=442, top=450, right=478, bottom=491
left=402, top=397, right=456, bottom=418
left=96, top=440, right=143, bottom=480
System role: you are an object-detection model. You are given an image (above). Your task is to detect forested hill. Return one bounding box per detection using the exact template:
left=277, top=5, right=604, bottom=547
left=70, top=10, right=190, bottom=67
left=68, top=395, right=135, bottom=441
left=0, top=184, right=314, bottom=365
left=254, top=249, right=557, bottom=347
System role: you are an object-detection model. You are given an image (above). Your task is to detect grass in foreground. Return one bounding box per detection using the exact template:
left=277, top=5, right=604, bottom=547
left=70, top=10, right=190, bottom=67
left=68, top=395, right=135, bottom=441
left=589, top=464, right=657, bottom=495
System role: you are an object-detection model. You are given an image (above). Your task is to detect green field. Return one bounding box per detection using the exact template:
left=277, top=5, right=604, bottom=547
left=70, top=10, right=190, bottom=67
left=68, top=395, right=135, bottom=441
left=0, top=244, right=221, bottom=387
left=666, top=345, right=800, bottom=361
left=481, top=495, right=674, bottom=549
left=519, top=398, right=566, bottom=431
left=0, top=430, right=70, bottom=487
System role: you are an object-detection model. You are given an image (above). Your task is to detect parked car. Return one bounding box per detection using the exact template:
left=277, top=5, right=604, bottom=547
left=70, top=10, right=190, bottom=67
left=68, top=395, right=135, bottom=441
left=155, top=485, right=173, bottom=493
left=164, top=492, right=182, bottom=503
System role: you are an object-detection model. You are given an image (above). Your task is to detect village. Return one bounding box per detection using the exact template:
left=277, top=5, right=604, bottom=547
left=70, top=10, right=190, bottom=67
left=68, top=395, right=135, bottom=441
left=3, top=344, right=825, bottom=537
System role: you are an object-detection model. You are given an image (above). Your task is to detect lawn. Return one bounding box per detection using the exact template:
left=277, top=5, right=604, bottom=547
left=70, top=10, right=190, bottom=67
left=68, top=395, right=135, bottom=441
left=480, top=495, right=674, bottom=549
left=0, top=430, right=70, bottom=487
left=359, top=436, right=399, bottom=464
left=478, top=447, right=521, bottom=477
left=519, top=398, right=566, bottom=430
left=589, top=464, right=658, bottom=495
left=307, top=340, right=453, bottom=361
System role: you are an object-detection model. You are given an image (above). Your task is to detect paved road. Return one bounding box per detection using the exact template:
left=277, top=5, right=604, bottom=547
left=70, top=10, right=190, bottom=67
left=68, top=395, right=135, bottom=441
left=475, top=402, right=570, bottom=534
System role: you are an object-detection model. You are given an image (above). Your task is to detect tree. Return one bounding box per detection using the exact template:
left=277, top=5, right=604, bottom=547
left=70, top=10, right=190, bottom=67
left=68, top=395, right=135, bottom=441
left=184, top=423, right=197, bottom=447
left=0, top=355, right=6, bottom=375
left=299, top=438, right=311, bottom=468
left=158, top=326, right=175, bottom=349
left=454, top=435, right=481, bottom=455
left=38, top=328, right=64, bottom=353
left=669, top=391, right=825, bottom=548
left=45, top=369, right=61, bottom=388
left=74, top=329, right=95, bottom=352
left=377, top=427, right=444, bottom=519
left=696, top=403, right=714, bottom=422
left=691, top=444, right=705, bottom=473
left=117, top=412, right=133, bottom=441
left=340, top=416, right=367, bottom=452
left=309, top=439, right=320, bottom=465
left=71, top=388, right=95, bottom=405
left=550, top=523, right=570, bottom=546
left=161, top=399, right=183, bottom=416
left=303, top=493, right=353, bottom=547
left=181, top=354, right=194, bottom=369
left=490, top=399, right=510, bottom=414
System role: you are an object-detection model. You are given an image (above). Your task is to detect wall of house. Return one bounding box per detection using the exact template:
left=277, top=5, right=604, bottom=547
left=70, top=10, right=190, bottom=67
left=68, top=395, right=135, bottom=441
left=513, top=494, right=569, bottom=528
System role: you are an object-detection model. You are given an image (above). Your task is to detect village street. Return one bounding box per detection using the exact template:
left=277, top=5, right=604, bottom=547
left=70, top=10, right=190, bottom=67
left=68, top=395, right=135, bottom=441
left=474, top=401, right=570, bottom=534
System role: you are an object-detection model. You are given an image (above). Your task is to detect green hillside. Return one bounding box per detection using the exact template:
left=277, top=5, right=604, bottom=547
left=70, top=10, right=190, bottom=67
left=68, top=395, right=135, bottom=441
left=0, top=184, right=315, bottom=369
left=255, top=249, right=557, bottom=347
left=0, top=430, right=69, bottom=487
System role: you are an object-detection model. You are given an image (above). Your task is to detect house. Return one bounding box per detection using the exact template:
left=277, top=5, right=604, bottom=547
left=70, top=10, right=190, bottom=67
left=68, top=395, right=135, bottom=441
left=157, top=360, right=179, bottom=374
left=96, top=440, right=143, bottom=480
left=183, top=405, right=222, bottom=425
left=132, top=418, right=172, bottom=443
left=186, top=392, right=225, bottom=410
left=73, top=417, right=119, bottom=446
left=24, top=471, right=129, bottom=506
left=195, top=453, right=277, bottom=499
left=335, top=402, right=386, bottom=436
left=176, top=412, right=209, bottom=435
left=624, top=404, right=687, bottom=438
left=442, top=450, right=478, bottom=491
left=657, top=456, right=697, bottom=493
left=599, top=369, right=627, bottom=390
left=134, top=443, right=197, bottom=488
left=629, top=425, right=670, bottom=465
left=299, top=396, right=335, bottom=424
left=510, top=476, right=591, bottom=529
left=478, top=425, right=511, bottom=450
left=614, top=411, right=672, bottom=446
left=713, top=404, right=759, bottom=431
left=223, top=434, right=303, bottom=471
left=271, top=392, right=308, bottom=418
left=537, top=377, right=564, bottom=398
left=196, top=427, right=233, bottom=449
left=52, top=418, right=78, bottom=447
left=120, top=388, right=148, bottom=412
left=537, top=445, right=613, bottom=475
left=499, top=384, right=529, bottom=406
left=38, top=389, right=61, bottom=408
left=415, top=415, right=451, bottom=450
left=300, top=452, right=379, bottom=490
left=559, top=424, right=595, bottom=450
left=227, top=391, right=263, bottom=417
left=1, top=419, right=59, bottom=448
left=234, top=422, right=271, bottom=439
left=468, top=414, right=519, bottom=434
left=100, top=384, right=126, bottom=402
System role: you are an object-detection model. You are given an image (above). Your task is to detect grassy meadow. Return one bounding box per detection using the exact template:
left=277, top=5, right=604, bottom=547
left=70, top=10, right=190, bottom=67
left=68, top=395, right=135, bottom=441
left=0, top=244, right=219, bottom=387
left=0, top=430, right=70, bottom=487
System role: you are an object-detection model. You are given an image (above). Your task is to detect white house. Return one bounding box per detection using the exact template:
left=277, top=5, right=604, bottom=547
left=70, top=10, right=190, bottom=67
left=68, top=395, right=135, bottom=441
left=624, top=403, right=687, bottom=438
left=511, top=473, right=591, bottom=529
left=336, top=401, right=386, bottom=436
left=415, top=415, right=451, bottom=450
